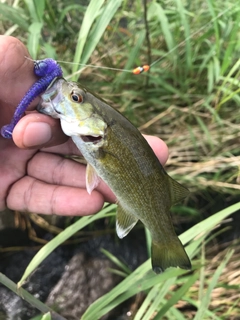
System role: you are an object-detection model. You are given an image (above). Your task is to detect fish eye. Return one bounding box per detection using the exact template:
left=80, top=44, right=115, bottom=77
left=70, top=91, right=83, bottom=103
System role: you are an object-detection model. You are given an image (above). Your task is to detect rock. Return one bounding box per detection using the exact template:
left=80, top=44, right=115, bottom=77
left=46, top=253, right=120, bottom=319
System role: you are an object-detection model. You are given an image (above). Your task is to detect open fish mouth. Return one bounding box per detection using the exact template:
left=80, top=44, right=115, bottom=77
left=80, top=135, right=103, bottom=144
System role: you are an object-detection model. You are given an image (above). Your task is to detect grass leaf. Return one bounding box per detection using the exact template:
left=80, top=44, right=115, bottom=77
left=27, top=22, right=43, bottom=59
left=148, top=2, right=176, bottom=64
left=17, top=205, right=116, bottom=287
left=154, top=272, right=199, bottom=319
left=82, top=202, right=240, bottom=319
left=71, top=0, right=105, bottom=80
left=0, top=273, right=66, bottom=319
left=81, top=0, right=123, bottom=67
left=193, top=250, right=234, bottom=320
left=101, top=248, right=131, bottom=275
left=0, top=3, right=29, bottom=31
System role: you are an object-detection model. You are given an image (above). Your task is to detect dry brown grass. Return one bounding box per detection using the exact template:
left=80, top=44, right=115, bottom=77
left=174, top=244, right=240, bottom=319
left=140, top=101, right=240, bottom=195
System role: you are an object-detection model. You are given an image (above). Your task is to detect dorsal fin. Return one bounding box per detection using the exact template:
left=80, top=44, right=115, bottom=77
left=168, top=177, right=189, bottom=205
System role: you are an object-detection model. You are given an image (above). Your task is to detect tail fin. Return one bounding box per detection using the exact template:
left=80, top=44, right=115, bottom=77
left=151, top=238, right=191, bottom=274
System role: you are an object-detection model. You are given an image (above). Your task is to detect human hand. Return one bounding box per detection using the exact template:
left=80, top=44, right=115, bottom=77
left=0, top=36, right=169, bottom=215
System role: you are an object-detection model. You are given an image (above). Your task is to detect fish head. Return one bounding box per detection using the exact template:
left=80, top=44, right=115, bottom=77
left=37, top=78, right=107, bottom=145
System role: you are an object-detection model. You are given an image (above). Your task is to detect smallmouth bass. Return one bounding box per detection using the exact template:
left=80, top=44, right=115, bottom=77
left=37, top=77, right=191, bottom=274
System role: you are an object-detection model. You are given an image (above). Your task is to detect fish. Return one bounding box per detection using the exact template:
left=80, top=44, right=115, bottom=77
left=37, top=77, right=191, bottom=274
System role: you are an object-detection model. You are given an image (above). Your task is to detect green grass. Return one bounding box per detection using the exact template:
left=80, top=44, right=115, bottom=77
left=1, top=202, right=239, bottom=319
left=1, top=0, right=240, bottom=318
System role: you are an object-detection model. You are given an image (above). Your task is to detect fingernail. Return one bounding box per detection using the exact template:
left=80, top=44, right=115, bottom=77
left=23, top=122, right=52, bottom=147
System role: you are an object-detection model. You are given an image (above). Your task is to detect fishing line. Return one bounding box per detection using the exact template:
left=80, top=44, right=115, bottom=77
left=54, top=61, right=133, bottom=73
left=25, top=4, right=235, bottom=76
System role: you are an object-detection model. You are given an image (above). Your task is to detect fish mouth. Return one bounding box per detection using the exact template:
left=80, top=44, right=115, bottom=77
left=80, top=135, right=103, bottom=144
left=37, top=77, right=65, bottom=116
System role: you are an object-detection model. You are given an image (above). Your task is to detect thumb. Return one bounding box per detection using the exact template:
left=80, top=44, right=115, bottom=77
left=12, top=112, right=68, bottom=148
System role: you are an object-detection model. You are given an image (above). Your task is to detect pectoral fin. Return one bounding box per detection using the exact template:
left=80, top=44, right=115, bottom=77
left=116, top=205, right=138, bottom=239
left=86, top=163, right=100, bottom=194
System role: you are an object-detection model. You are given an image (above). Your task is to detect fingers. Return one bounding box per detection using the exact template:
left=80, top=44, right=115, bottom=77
left=27, top=152, right=116, bottom=203
left=27, top=152, right=86, bottom=187
left=7, top=176, right=105, bottom=216
left=143, top=135, right=169, bottom=166
left=6, top=135, right=169, bottom=213
left=13, top=113, right=68, bottom=148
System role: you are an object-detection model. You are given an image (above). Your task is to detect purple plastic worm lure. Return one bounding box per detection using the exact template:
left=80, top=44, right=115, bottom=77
left=1, top=58, right=63, bottom=139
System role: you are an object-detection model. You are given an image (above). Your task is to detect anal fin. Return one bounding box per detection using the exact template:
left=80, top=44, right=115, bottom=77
left=116, top=205, right=138, bottom=239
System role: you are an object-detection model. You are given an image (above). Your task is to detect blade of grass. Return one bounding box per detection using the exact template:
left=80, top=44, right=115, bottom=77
left=31, top=313, right=52, bottom=320
left=134, top=282, right=163, bottom=320
left=4, top=24, right=19, bottom=36
left=194, top=250, right=234, bottom=320
left=195, top=116, right=214, bottom=151
left=135, top=278, right=175, bottom=320
left=187, top=125, right=200, bottom=157
left=141, top=278, right=178, bottom=320
left=18, top=204, right=116, bottom=287
left=30, top=314, right=50, bottom=320
left=202, top=99, right=223, bottom=124
left=216, top=58, right=240, bottom=110
left=83, top=267, right=189, bottom=320
left=41, top=313, right=51, bottom=320
left=81, top=0, right=123, bottom=66
left=185, top=297, right=222, bottom=320
left=81, top=240, right=197, bottom=320
left=148, top=2, right=176, bottom=65
left=23, top=0, right=45, bottom=23
left=113, top=30, right=146, bottom=87
left=71, top=0, right=105, bottom=80
left=154, top=272, right=199, bottom=319
left=207, top=59, right=214, bottom=93
left=198, top=242, right=205, bottom=302
left=180, top=201, right=240, bottom=245
left=0, top=273, right=66, bottom=320
left=0, top=3, right=29, bottom=31
left=27, top=22, right=43, bottom=59
left=82, top=201, right=240, bottom=319
left=101, top=248, right=131, bottom=275
left=57, top=4, right=85, bottom=27
left=166, top=304, right=188, bottom=320
left=221, top=8, right=240, bottom=75
left=174, top=0, right=192, bottom=70
left=34, top=0, right=45, bottom=22
left=206, top=0, right=220, bottom=57
left=208, top=56, right=220, bottom=93
left=217, top=86, right=240, bottom=108
left=23, top=0, right=45, bottom=58
left=198, top=44, right=216, bottom=76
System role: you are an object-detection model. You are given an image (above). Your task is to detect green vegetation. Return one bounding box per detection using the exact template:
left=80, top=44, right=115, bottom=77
left=0, top=0, right=240, bottom=319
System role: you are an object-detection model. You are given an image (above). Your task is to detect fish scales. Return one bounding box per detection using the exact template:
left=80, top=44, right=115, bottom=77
left=78, top=114, right=177, bottom=243
left=37, top=77, right=191, bottom=273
